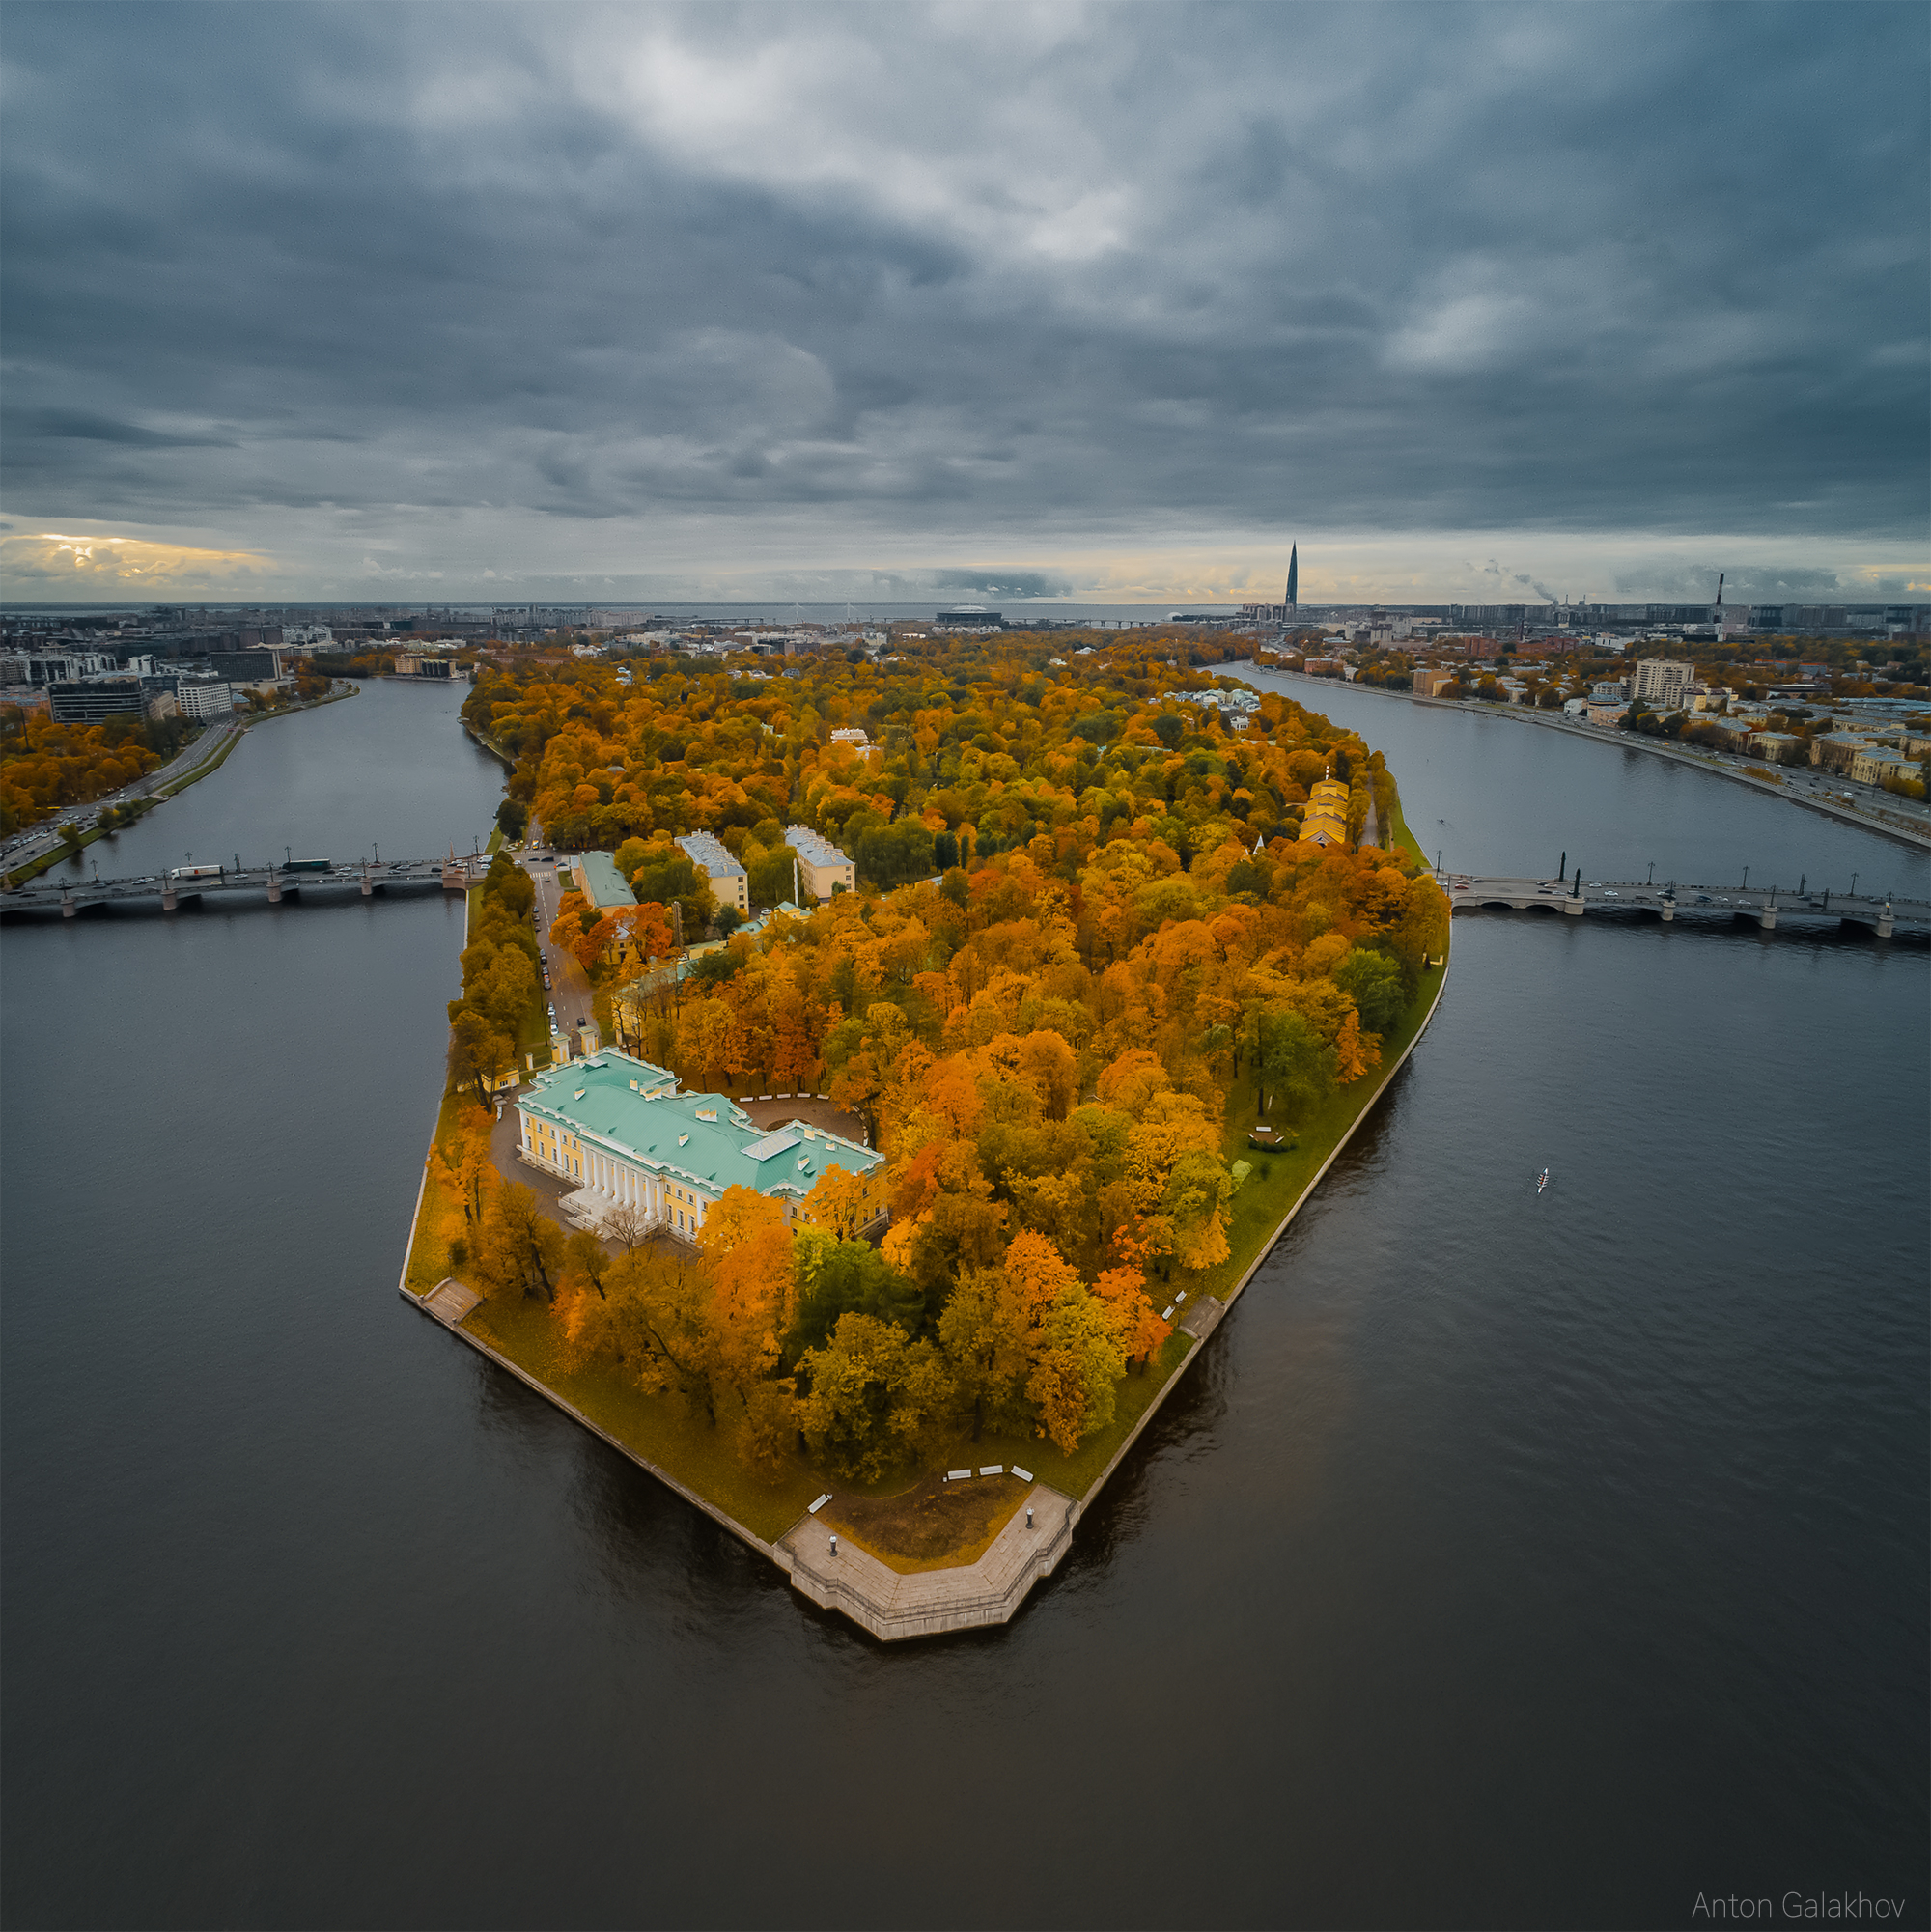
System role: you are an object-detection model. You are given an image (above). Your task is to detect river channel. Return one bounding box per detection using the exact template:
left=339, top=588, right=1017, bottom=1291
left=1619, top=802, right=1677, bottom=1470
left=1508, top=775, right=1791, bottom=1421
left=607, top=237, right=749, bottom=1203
left=3, top=676, right=1924, bottom=1929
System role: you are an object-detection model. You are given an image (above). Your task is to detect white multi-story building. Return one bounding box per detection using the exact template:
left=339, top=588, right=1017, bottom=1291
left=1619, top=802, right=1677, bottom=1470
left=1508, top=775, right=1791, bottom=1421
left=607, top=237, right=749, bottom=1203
left=175, top=679, right=236, bottom=720
left=1632, top=658, right=1698, bottom=709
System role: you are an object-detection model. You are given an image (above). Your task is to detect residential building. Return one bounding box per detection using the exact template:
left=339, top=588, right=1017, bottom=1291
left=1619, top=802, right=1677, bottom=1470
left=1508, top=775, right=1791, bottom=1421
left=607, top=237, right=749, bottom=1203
left=575, top=851, right=636, bottom=911
left=675, top=830, right=749, bottom=915
left=1850, top=748, right=1923, bottom=787
left=1633, top=658, right=1698, bottom=708
left=514, top=1050, right=886, bottom=1242
left=1586, top=702, right=1630, bottom=728
left=828, top=726, right=871, bottom=748
left=1590, top=680, right=1630, bottom=702
left=784, top=825, right=855, bottom=900
left=1810, top=733, right=1879, bottom=774
left=1748, top=731, right=1805, bottom=765
left=1298, top=777, right=1350, bottom=847
left=1412, top=669, right=1460, bottom=698
left=394, top=653, right=454, bottom=679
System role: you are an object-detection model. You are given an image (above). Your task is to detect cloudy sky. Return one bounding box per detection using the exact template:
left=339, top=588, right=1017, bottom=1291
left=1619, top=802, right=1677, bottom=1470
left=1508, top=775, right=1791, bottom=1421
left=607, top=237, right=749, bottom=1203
left=2, top=1, right=1925, bottom=606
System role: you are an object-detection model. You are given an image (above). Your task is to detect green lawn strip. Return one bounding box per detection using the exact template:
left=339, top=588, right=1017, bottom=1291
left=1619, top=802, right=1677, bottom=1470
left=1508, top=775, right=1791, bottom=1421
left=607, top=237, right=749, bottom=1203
left=1189, top=960, right=1444, bottom=1308
left=1384, top=791, right=1427, bottom=866
left=462, top=1290, right=821, bottom=1543
left=947, top=1327, right=1196, bottom=1502
left=402, top=1083, right=474, bottom=1298
left=4, top=822, right=114, bottom=887
left=155, top=722, right=243, bottom=796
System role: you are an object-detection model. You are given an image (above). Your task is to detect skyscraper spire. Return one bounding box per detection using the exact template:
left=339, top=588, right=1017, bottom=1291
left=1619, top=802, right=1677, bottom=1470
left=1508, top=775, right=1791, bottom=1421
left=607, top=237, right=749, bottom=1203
left=1286, top=543, right=1298, bottom=613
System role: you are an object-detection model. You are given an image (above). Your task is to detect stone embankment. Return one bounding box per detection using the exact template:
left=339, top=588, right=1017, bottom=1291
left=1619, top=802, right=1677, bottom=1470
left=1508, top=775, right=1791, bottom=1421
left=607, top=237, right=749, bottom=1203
left=1244, top=661, right=1931, bottom=854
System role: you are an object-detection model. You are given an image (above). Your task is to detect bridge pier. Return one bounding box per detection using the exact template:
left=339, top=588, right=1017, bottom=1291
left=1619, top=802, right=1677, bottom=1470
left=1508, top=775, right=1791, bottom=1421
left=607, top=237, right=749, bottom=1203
left=61, top=890, right=76, bottom=919
left=161, top=883, right=178, bottom=912
left=266, top=876, right=282, bottom=904
left=360, top=868, right=373, bottom=897
left=1561, top=896, right=1583, bottom=916
left=1661, top=899, right=1675, bottom=921
left=1878, top=905, right=1894, bottom=938
left=1756, top=904, right=1777, bottom=931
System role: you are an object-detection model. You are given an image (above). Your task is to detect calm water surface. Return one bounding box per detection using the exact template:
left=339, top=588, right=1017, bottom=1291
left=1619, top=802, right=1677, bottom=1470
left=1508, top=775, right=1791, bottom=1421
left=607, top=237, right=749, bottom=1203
left=3, top=678, right=1924, bottom=1929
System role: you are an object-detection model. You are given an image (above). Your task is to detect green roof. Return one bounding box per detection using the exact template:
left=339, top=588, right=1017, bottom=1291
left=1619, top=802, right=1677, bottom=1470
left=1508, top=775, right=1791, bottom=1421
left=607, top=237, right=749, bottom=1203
left=577, top=852, right=635, bottom=909
left=516, top=1050, right=882, bottom=1201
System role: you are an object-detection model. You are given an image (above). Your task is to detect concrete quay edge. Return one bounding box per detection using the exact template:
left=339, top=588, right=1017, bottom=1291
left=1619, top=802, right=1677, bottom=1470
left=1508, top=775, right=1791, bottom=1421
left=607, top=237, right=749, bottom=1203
left=1070, top=943, right=1453, bottom=1517
left=401, top=857, right=1454, bottom=1644
left=1242, top=661, right=1931, bottom=854
left=774, top=1484, right=1077, bottom=1640
left=400, top=1278, right=779, bottom=1562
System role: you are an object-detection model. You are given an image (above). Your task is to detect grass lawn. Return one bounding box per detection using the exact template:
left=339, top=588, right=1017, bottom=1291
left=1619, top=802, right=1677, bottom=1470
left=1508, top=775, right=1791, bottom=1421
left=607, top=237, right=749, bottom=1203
left=823, top=1471, right=1030, bottom=1571
left=1189, top=952, right=1445, bottom=1308
left=400, top=1083, right=477, bottom=1299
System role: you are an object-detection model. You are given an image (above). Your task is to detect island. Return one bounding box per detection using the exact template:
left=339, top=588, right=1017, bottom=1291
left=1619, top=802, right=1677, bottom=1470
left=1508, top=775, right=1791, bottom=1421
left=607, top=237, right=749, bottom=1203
left=399, top=630, right=1451, bottom=1639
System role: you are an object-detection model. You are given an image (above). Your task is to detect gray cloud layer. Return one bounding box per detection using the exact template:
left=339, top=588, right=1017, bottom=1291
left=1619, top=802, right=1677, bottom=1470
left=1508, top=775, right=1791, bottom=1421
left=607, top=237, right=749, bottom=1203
left=2, top=1, right=1925, bottom=592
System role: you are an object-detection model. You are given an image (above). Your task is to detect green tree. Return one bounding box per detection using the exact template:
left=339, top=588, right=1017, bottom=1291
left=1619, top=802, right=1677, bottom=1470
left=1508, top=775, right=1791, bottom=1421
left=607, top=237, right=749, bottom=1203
left=1258, top=1007, right=1334, bottom=1125
left=1333, top=947, right=1406, bottom=1034
left=796, top=1313, right=955, bottom=1480
left=1025, top=1287, right=1129, bottom=1454
left=789, top=1230, right=927, bottom=1358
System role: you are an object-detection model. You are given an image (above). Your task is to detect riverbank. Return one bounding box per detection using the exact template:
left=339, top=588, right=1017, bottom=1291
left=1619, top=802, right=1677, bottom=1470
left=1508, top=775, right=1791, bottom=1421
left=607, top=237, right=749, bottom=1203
left=1243, top=662, right=1931, bottom=853
left=2, top=683, right=360, bottom=887
left=397, top=815, right=1454, bottom=1638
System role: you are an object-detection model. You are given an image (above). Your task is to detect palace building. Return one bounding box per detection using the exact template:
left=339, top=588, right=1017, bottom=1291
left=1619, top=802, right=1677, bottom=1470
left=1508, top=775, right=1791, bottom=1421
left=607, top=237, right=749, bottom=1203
left=514, top=1050, right=886, bottom=1243
left=1298, top=776, right=1351, bottom=848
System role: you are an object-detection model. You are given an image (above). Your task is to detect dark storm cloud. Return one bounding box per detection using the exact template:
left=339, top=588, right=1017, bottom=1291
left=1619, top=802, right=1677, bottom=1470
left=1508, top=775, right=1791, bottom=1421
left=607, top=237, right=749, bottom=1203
left=931, top=568, right=1076, bottom=599
left=1, top=0, right=1924, bottom=575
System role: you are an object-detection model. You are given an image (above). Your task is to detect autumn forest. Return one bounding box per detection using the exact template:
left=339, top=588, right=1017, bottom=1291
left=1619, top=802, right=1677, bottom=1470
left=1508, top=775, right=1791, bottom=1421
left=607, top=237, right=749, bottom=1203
left=429, top=636, right=1448, bottom=1495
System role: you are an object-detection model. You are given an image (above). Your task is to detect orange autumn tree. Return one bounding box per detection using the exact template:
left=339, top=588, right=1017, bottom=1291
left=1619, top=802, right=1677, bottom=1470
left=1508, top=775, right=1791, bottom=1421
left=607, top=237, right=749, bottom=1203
left=462, top=631, right=1449, bottom=1472
left=804, top=1163, right=870, bottom=1241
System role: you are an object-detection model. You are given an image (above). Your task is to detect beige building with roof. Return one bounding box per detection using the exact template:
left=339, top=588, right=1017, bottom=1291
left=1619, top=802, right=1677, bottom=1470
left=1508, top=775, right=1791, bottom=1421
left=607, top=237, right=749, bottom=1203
left=784, top=826, right=855, bottom=900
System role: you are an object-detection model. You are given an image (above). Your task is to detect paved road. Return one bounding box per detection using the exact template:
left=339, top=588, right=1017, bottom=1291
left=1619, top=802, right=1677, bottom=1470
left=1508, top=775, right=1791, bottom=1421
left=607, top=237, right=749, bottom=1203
left=517, top=844, right=598, bottom=1052
left=2, top=683, right=359, bottom=875
left=0, top=718, right=239, bottom=872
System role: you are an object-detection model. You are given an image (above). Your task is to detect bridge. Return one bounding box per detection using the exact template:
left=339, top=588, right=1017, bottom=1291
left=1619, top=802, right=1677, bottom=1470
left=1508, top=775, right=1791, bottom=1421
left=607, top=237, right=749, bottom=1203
left=1444, top=875, right=1928, bottom=938
left=0, top=853, right=487, bottom=920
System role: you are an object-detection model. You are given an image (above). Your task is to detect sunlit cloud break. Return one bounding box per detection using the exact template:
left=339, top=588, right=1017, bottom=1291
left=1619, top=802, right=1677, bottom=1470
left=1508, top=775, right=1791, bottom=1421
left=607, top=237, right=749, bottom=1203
left=0, top=532, right=280, bottom=589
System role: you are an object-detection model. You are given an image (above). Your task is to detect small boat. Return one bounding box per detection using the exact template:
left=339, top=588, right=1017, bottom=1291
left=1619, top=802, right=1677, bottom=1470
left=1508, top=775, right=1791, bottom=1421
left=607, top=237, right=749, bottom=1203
left=1536, top=1167, right=1550, bottom=1194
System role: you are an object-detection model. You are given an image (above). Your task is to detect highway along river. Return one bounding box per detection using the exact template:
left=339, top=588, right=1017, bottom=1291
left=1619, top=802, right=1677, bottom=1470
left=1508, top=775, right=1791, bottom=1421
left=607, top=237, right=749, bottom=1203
left=3, top=673, right=1924, bottom=1929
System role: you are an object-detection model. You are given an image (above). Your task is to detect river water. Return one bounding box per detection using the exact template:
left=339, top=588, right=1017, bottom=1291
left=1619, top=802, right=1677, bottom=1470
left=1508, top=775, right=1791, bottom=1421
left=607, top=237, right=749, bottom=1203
left=3, top=677, right=1924, bottom=1930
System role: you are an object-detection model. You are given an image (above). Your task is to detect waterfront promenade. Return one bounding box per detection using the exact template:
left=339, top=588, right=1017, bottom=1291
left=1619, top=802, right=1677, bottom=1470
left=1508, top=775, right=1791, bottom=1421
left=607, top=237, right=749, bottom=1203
left=1244, top=663, right=1931, bottom=852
